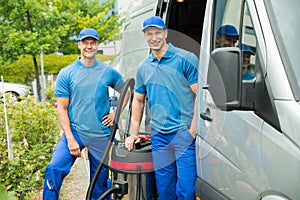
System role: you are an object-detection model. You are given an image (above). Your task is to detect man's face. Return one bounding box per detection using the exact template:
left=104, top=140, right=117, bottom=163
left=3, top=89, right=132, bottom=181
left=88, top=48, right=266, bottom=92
left=216, top=35, right=238, bottom=48
left=242, top=52, right=251, bottom=68
left=144, top=26, right=168, bottom=51
left=78, top=38, right=99, bottom=59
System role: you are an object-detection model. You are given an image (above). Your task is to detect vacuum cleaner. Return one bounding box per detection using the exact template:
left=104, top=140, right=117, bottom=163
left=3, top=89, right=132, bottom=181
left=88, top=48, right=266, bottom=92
left=86, top=78, right=154, bottom=200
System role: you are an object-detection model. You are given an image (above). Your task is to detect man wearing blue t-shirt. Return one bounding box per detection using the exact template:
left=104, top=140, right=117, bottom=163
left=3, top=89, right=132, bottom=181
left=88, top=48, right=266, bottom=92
left=240, top=43, right=255, bottom=80
left=125, top=16, right=198, bottom=199
left=43, top=28, right=125, bottom=200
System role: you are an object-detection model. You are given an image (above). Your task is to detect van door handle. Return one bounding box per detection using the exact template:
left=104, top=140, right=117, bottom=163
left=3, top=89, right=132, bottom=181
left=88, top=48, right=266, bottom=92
left=200, top=112, right=213, bottom=122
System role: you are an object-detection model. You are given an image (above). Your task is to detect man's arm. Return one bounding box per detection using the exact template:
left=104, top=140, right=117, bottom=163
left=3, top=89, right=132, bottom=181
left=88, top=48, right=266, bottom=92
left=102, top=85, right=131, bottom=126
left=189, top=82, right=198, bottom=138
left=125, top=92, right=146, bottom=151
left=56, top=97, right=81, bottom=157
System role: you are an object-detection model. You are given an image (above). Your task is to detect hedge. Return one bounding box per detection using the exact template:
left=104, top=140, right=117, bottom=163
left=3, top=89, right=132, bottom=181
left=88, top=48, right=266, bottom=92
left=0, top=54, right=115, bottom=86
left=0, top=94, right=59, bottom=199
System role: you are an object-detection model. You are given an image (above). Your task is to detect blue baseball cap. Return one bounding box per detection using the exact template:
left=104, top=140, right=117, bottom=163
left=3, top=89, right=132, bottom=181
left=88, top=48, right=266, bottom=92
left=142, top=16, right=166, bottom=32
left=76, top=28, right=99, bottom=42
left=240, top=43, right=255, bottom=55
left=217, top=24, right=239, bottom=37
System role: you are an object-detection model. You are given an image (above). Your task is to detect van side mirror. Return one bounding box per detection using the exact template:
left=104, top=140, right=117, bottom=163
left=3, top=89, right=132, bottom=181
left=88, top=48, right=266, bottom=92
left=205, top=47, right=241, bottom=110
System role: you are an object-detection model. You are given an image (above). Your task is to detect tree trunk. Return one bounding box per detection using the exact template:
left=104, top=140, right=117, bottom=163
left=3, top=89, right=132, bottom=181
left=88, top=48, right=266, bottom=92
left=26, top=11, right=41, bottom=101
left=33, top=56, right=41, bottom=101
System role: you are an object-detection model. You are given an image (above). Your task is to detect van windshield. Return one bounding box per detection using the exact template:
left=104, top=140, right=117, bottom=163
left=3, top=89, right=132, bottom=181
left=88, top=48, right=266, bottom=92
left=265, top=0, right=300, bottom=100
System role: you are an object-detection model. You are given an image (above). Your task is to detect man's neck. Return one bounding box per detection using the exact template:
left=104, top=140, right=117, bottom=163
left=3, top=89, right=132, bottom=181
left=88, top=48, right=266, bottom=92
left=152, top=43, right=169, bottom=60
left=80, top=57, right=96, bottom=66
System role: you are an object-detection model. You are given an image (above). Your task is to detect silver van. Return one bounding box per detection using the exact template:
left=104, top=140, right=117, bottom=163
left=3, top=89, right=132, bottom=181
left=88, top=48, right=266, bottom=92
left=196, top=0, right=300, bottom=199
left=117, top=0, right=300, bottom=199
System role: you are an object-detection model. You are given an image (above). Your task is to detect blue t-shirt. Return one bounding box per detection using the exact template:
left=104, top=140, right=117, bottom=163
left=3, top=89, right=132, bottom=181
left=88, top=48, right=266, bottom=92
left=55, top=58, right=125, bottom=138
left=135, top=43, right=199, bottom=134
left=242, top=69, right=255, bottom=80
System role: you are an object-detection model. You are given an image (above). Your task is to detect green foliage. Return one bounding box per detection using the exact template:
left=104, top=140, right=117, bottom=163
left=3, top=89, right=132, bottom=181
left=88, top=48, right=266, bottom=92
left=0, top=184, right=16, bottom=200
left=0, top=54, right=116, bottom=85
left=0, top=95, right=59, bottom=199
left=0, top=0, right=124, bottom=59
left=0, top=0, right=124, bottom=98
left=0, top=0, right=72, bottom=62
left=45, top=85, right=56, bottom=106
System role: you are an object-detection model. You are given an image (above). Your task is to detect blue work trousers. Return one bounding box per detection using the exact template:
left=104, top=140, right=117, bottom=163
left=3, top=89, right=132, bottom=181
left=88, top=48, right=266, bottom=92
left=43, top=132, right=110, bottom=200
left=151, top=129, right=197, bottom=200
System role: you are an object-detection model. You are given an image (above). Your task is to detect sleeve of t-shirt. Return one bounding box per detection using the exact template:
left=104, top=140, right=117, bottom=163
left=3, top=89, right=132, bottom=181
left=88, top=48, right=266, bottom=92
left=134, top=65, right=146, bottom=94
left=55, top=68, right=71, bottom=98
left=184, top=52, right=199, bottom=85
left=110, top=67, right=125, bottom=91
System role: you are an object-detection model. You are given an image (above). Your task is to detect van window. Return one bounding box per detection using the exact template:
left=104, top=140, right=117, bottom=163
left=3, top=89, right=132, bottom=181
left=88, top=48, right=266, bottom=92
left=212, top=0, right=242, bottom=50
left=265, top=0, right=300, bottom=100
left=119, top=3, right=154, bottom=79
left=240, top=3, right=256, bottom=80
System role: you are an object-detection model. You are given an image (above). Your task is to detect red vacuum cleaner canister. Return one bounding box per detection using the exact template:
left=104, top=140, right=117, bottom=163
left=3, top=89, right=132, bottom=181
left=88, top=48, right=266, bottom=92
left=110, top=140, right=153, bottom=173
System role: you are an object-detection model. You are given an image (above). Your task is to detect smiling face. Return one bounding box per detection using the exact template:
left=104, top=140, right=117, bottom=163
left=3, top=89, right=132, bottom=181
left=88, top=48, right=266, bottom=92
left=242, top=52, right=251, bottom=68
left=144, top=26, right=168, bottom=52
left=78, top=37, right=99, bottom=61
left=216, top=35, right=238, bottom=48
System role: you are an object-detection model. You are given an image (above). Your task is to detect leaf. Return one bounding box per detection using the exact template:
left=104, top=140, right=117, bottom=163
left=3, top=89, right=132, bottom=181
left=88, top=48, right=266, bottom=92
left=0, top=184, right=17, bottom=200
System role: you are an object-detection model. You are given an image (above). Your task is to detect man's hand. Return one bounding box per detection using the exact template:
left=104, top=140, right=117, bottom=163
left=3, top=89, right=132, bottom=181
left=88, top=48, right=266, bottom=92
left=125, top=135, right=140, bottom=151
left=102, top=113, right=115, bottom=127
left=188, top=128, right=196, bottom=139
left=67, top=138, right=81, bottom=157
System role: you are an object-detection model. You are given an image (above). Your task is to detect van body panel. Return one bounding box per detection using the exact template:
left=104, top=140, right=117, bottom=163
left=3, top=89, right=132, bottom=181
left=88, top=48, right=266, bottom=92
left=196, top=0, right=300, bottom=199
left=119, top=0, right=158, bottom=79
left=260, top=117, right=300, bottom=199
left=275, top=101, right=300, bottom=148
left=256, top=3, right=294, bottom=100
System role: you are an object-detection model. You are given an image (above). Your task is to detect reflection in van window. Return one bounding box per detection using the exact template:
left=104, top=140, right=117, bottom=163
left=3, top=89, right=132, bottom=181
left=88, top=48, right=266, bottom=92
left=240, top=43, right=255, bottom=80
left=241, top=3, right=256, bottom=80
left=213, top=0, right=242, bottom=50
left=215, top=24, right=239, bottom=48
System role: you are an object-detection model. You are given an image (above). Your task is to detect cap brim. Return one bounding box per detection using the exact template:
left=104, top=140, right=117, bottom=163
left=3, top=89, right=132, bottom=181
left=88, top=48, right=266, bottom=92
left=243, top=50, right=255, bottom=55
left=76, top=35, right=99, bottom=42
left=142, top=25, right=165, bottom=32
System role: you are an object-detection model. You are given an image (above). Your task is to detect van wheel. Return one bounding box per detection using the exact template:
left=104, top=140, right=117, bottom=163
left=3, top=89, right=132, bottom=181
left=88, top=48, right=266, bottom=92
left=259, top=191, right=290, bottom=200
left=261, top=196, right=289, bottom=200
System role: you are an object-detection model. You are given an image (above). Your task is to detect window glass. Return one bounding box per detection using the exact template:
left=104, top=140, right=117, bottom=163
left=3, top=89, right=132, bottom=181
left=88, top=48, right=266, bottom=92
left=240, top=3, right=257, bottom=80
left=212, top=0, right=242, bottom=50
left=265, top=0, right=300, bottom=100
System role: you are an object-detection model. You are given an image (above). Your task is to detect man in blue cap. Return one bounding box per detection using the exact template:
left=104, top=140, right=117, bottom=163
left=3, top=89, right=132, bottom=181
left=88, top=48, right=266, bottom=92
left=125, top=16, right=198, bottom=200
left=43, top=28, right=125, bottom=200
left=216, top=24, right=239, bottom=48
left=240, top=43, right=255, bottom=80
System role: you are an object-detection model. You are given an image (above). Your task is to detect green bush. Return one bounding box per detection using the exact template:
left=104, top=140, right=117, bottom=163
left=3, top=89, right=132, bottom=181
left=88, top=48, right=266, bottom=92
left=0, top=54, right=116, bottom=86
left=0, top=95, right=59, bottom=199
left=0, top=184, right=16, bottom=200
